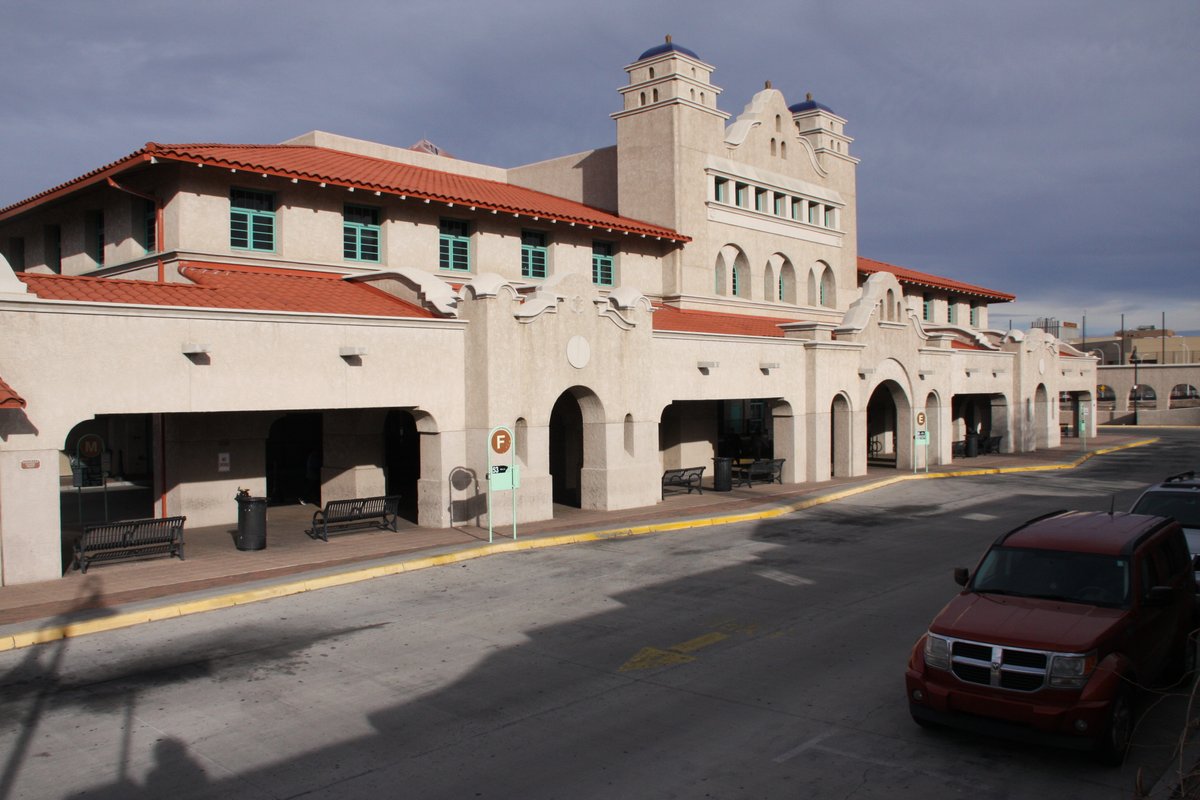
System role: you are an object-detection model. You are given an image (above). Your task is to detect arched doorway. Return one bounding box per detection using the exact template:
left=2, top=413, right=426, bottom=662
left=867, top=381, right=911, bottom=468
left=550, top=392, right=585, bottom=507
left=830, top=394, right=852, bottom=477
left=384, top=409, right=421, bottom=522
left=266, top=412, right=321, bottom=506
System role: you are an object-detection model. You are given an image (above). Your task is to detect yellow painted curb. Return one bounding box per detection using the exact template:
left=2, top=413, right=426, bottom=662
left=0, top=437, right=1159, bottom=652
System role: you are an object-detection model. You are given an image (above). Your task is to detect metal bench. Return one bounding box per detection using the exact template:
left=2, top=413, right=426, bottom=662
left=307, top=495, right=401, bottom=542
left=73, top=516, right=187, bottom=574
left=662, top=466, right=705, bottom=497
left=982, top=436, right=1002, bottom=455
left=735, top=458, right=785, bottom=487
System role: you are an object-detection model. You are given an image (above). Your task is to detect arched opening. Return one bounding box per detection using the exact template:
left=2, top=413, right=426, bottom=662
left=780, top=141, right=787, bottom=159
left=61, top=415, right=156, bottom=543
left=384, top=409, right=421, bottom=523
left=624, top=413, right=635, bottom=457
left=1129, top=384, right=1157, bottom=410
left=549, top=392, right=585, bottom=508
left=773, top=255, right=796, bottom=304
left=867, top=380, right=912, bottom=468
left=266, top=412, right=321, bottom=506
left=830, top=394, right=852, bottom=478
left=1170, top=384, right=1199, bottom=409
left=1097, top=384, right=1116, bottom=410
left=716, top=244, right=748, bottom=298
left=818, top=262, right=835, bottom=307
left=885, top=288, right=896, bottom=321
left=806, top=269, right=818, bottom=306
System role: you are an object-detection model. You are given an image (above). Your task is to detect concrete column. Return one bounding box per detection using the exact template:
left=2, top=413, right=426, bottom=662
left=771, top=404, right=803, bottom=484
left=0, top=448, right=63, bottom=585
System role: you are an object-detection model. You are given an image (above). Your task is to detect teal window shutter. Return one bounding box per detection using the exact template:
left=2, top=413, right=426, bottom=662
left=231, top=189, right=275, bottom=251
left=344, top=205, right=381, bottom=262
left=439, top=219, right=470, bottom=271
left=521, top=230, right=548, bottom=278
left=592, top=241, right=614, bottom=286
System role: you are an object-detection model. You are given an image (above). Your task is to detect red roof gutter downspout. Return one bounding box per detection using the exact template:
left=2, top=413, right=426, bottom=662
left=106, top=177, right=165, bottom=283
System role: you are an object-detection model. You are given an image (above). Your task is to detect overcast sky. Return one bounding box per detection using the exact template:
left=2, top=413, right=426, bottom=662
left=2, top=0, right=1196, bottom=337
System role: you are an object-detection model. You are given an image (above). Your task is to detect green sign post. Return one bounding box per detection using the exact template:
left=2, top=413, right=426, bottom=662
left=486, top=426, right=520, bottom=543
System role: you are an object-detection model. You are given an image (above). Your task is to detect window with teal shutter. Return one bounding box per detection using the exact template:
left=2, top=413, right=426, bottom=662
left=231, top=189, right=275, bottom=251
left=344, top=205, right=381, bottom=262
left=970, top=304, right=980, bottom=327
left=439, top=219, right=470, bottom=271
left=948, top=303, right=957, bottom=324
left=592, top=241, right=614, bottom=286
left=521, top=230, right=548, bottom=278
left=714, top=178, right=728, bottom=203
left=922, top=293, right=932, bottom=321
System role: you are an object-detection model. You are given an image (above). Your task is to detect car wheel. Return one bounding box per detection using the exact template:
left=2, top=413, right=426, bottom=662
left=1094, top=689, right=1132, bottom=766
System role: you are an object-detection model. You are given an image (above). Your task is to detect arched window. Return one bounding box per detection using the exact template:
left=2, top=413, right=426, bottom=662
left=775, top=114, right=782, bottom=132
left=624, top=414, right=635, bottom=456
left=648, top=67, right=655, bottom=79
left=639, top=92, right=646, bottom=107
left=653, top=88, right=659, bottom=102
left=781, top=141, right=787, bottom=159
left=777, top=258, right=796, bottom=304
left=770, top=138, right=777, bottom=156
left=818, top=262, right=835, bottom=307
left=764, top=263, right=776, bottom=301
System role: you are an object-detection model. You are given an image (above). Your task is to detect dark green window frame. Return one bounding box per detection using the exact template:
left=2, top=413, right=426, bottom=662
left=439, top=219, right=471, bottom=271
left=948, top=302, right=957, bottom=324
left=714, top=178, right=728, bottom=203
left=521, top=230, right=548, bottom=279
left=230, top=188, right=276, bottom=252
left=922, top=293, right=933, bottom=321
left=592, top=241, right=614, bottom=287
left=344, top=204, right=381, bottom=262
left=86, top=210, right=105, bottom=265
left=970, top=304, right=980, bottom=327
left=143, top=200, right=157, bottom=254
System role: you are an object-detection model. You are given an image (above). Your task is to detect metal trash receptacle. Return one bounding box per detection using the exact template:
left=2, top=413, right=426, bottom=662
left=236, top=494, right=268, bottom=551
left=712, top=457, right=733, bottom=492
left=964, top=433, right=979, bottom=458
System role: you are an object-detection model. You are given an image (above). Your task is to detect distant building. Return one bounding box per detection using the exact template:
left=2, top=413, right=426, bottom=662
left=0, top=38, right=1096, bottom=585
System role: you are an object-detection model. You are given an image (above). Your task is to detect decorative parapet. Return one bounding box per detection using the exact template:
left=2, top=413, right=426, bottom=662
left=346, top=268, right=459, bottom=316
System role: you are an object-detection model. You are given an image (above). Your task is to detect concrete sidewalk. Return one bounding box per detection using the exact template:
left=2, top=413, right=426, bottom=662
left=0, top=431, right=1154, bottom=650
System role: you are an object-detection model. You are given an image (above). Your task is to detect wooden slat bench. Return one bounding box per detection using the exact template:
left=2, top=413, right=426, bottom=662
left=662, top=466, right=705, bottom=497
left=734, top=458, right=785, bottom=487
left=73, top=516, right=187, bottom=574
left=307, top=495, right=401, bottom=542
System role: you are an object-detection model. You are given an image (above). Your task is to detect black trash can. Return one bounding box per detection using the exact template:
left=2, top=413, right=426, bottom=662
left=964, top=433, right=979, bottom=458
left=236, top=494, right=268, bottom=551
left=712, top=457, right=733, bottom=492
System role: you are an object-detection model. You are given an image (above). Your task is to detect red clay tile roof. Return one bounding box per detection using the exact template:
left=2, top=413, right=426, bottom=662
left=1, top=142, right=689, bottom=243
left=951, top=339, right=988, bottom=350
left=858, top=257, right=1014, bottom=302
left=16, top=262, right=434, bottom=318
left=652, top=305, right=793, bottom=337
left=0, top=375, right=26, bottom=409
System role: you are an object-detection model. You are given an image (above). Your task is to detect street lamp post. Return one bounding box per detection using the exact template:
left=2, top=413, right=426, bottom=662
left=1130, top=348, right=1140, bottom=426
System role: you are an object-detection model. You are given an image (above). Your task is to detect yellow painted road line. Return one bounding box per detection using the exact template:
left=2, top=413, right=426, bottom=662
left=0, top=437, right=1159, bottom=652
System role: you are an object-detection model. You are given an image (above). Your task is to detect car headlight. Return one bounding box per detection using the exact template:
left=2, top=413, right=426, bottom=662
left=1049, top=652, right=1096, bottom=688
left=924, top=633, right=951, bottom=670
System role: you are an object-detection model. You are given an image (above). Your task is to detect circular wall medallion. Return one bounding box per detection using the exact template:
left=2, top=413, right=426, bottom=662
left=566, top=336, right=591, bottom=369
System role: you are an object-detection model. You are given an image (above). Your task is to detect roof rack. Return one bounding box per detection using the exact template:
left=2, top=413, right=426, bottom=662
left=1165, top=471, right=1196, bottom=483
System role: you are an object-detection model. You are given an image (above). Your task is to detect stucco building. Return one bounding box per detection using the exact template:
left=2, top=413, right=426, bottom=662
left=0, top=38, right=1096, bottom=585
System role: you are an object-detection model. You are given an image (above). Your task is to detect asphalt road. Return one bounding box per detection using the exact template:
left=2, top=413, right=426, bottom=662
left=1, top=430, right=1197, bottom=800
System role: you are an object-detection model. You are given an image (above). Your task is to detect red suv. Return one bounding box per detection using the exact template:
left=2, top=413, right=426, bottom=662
left=906, top=510, right=1196, bottom=764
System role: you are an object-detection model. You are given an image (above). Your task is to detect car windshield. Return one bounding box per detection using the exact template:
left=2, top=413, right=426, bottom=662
left=971, top=546, right=1130, bottom=607
left=1132, top=492, right=1200, bottom=529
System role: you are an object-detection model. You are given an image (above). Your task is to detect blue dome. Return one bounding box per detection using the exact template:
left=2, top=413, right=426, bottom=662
left=788, top=94, right=835, bottom=114
left=637, top=37, right=699, bottom=61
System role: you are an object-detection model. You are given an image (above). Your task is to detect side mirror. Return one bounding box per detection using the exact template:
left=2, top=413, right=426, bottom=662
left=954, top=567, right=970, bottom=587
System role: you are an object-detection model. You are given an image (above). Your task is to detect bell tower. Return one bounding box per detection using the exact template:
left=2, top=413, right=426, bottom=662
left=612, top=36, right=729, bottom=233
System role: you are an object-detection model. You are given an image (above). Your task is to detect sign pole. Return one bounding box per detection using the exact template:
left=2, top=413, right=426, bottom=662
left=486, top=426, right=519, bottom=543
